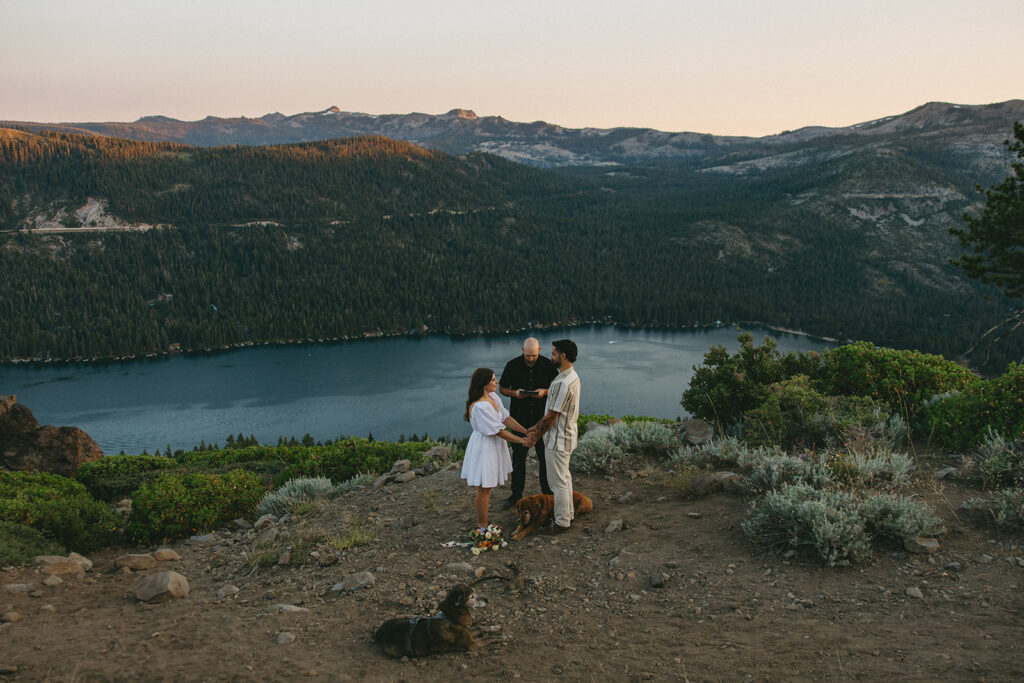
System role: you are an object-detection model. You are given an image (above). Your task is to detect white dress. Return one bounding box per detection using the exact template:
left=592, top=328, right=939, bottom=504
left=461, top=392, right=514, bottom=488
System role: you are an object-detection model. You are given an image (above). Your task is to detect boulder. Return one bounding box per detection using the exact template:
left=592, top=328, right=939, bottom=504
left=682, top=418, right=715, bottom=446
left=131, top=571, right=190, bottom=603
left=68, top=552, right=93, bottom=572
left=421, top=445, right=452, bottom=462
left=153, top=548, right=181, bottom=562
left=686, top=471, right=742, bottom=496
left=904, top=537, right=940, bottom=554
left=116, top=554, right=158, bottom=570
left=254, top=514, right=278, bottom=530
left=389, top=459, right=412, bottom=475
left=393, top=471, right=416, bottom=484
left=217, top=584, right=239, bottom=599
left=0, top=396, right=102, bottom=476
left=33, top=555, right=85, bottom=576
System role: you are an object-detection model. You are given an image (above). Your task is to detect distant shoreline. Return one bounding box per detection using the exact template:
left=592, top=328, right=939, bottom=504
left=1, top=319, right=840, bottom=367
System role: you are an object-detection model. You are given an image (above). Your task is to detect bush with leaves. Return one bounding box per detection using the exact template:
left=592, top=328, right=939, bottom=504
left=76, top=454, right=179, bottom=501
left=681, top=333, right=824, bottom=428
left=126, top=469, right=264, bottom=544
left=744, top=375, right=893, bottom=451
left=271, top=438, right=434, bottom=485
left=0, top=519, right=63, bottom=567
left=960, top=488, right=1024, bottom=529
left=573, top=421, right=679, bottom=474
left=0, top=471, right=120, bottom=552
left=823, top=446, right=915, bottom=489
left=745, top=453, right=833, bottom=493
left=820, top=341, right=977, bottom=424
left=257, top=476, right=337, bottom=517
left=742, top=483, right=944, bottom=565
left=924, top=363, right=1024, bottom=449
left=671, top=436, right=785, bottom=472
left=578, top=413, right=677, bottom=436
left=335, top=472, right=376, bottom=495
left=742, top=483, right=871, bottom=566
left=858, top=493, right=945, bottom=542
left=959, top=429, right=1024, bottom=490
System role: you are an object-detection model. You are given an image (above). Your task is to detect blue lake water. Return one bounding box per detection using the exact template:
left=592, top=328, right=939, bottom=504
left=0, top=326, right=830, bottom=454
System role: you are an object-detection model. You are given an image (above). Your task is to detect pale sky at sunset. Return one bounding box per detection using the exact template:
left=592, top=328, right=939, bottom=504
left=3, top=0, right=1022, bottom=137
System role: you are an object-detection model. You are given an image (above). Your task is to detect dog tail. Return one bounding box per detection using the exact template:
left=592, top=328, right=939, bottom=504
left=574, top=492, right=593, bottom=515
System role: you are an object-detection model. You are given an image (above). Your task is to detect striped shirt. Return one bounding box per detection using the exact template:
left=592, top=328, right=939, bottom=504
left=543, top=366, right=581, bottom=452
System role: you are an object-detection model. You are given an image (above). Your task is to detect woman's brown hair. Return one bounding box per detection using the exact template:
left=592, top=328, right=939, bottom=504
left=464, top=367, right=494, bottom=421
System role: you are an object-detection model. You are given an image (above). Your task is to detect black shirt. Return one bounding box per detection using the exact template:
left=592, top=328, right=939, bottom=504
left=499, top=354, right=559, bottom=425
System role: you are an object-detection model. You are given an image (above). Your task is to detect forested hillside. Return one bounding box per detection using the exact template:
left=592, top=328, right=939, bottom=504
left=1, top=128, right=1020, bottom=370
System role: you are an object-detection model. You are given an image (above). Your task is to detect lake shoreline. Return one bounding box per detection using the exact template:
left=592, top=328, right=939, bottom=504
left=1, top=319, right=840, bottom=367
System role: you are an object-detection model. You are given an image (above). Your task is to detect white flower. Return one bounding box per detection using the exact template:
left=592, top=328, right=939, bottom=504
left=485, top=532, right=492, bottom=539
left=472, top=547, right=481, bottom=555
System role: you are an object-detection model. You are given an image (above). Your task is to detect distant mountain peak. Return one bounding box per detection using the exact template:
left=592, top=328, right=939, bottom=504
left=444, top=108, right=478, bottom=121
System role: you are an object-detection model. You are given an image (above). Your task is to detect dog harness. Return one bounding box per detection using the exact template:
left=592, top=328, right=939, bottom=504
left=405, top=612, right=454, bottom=655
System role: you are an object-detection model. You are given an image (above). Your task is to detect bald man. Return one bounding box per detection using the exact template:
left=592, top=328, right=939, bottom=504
left=498, top=337, right=559, bottom=506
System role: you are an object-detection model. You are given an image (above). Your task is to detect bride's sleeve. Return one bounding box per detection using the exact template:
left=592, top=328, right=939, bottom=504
left=469, top=402, right=503, bottom=436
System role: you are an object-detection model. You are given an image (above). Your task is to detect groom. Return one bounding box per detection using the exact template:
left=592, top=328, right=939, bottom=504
left=524, top=339, right=580, bottom=534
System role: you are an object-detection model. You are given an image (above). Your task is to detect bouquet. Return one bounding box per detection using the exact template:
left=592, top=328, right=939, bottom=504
left=470, top=524, right=508, bottom=554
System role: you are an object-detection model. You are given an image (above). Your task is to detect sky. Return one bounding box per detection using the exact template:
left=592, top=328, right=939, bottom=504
left=2, top=0, right=1022, bottom=137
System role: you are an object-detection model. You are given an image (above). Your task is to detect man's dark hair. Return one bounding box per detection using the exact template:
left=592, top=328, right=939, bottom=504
left=552, top=339, right=578, bottom=363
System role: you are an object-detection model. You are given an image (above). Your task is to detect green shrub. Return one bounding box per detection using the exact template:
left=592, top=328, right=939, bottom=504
left=572, top=421, right=679, bottom=474
left=742, top=483, right=871, bottom=566
left=335, top=472, right=375, bottom=495
left=745, top=454, right=833, bottom=493
left=924, top=363, right=1024, bottom=449
left=0, top=471, right=120, bottom=552
left=76, top=454, right=178, bottom=501
left=744, top=375, right=891, bottom=451
left=821, top=445, right=915, bottom=490
left=271, top=438, right=434, bottom=485
left=578, top=413, right=676, bottom=435
left=961, top=488, right=1024, bottom=529
left=0, top=520, right=63, bottom=567
left=671, top=436, right=785, bottom=472
left=573, top=428, right=627, bottom=474
left=821, top=342, right=977, bottom=423
left=257, top=476, right=336, bottom=517
left=126, top=469, right=264, bottom=544
left=960, top=429, right=1024, bottom=490
left=858, top=493, right=945, bottom=542
left=681, top=333, right=824, bottom=427
left=743, top=483, right=945, bottom=565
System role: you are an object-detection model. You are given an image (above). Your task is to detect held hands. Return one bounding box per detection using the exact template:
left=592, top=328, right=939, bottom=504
left=522, top=427, right=541, bottom=448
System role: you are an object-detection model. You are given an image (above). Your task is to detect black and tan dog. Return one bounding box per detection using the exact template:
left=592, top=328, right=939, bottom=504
left=374, top=583, right=497, bottom=658
left=511, top=491, right=593, bottom=541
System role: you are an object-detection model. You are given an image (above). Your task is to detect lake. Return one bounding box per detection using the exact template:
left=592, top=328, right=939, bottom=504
left=0, top=326, right=830, bottom=454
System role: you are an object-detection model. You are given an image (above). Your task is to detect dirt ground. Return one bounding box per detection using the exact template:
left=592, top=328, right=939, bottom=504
left=2, top=455, right=1023, bottom=682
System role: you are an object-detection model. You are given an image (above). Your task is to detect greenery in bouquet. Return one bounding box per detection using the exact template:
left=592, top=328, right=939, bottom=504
left=470, top=524, right=508, bottom=554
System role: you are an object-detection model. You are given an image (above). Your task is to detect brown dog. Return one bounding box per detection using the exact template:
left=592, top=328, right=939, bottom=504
left=511, top=491, right=593, bottom=541
left=374, top=584, right=497, bottom=658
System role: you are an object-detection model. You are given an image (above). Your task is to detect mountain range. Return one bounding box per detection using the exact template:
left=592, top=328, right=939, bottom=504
left=5, top=100, right=1023, bottom=170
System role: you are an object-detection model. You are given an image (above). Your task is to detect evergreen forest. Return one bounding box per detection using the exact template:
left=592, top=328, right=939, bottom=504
left=1, top=128, right=1021, bottom=371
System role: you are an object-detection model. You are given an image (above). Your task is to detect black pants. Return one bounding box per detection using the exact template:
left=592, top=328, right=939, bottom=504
left=509, top=439, right=553, bottom=499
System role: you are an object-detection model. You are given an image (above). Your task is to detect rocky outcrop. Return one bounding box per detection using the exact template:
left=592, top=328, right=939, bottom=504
left=0, top=395, right=102, bottom=476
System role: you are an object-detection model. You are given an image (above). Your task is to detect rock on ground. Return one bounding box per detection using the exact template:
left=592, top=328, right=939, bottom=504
left=0, top=395, right=102, bottom=475
left=131, top=571, right=190, bottom=603
left=116, top=554, right=157, bottom=570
